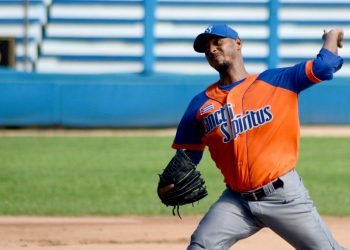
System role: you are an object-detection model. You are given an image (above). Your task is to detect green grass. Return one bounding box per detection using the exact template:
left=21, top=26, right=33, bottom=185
left=0, top=136, right=349, bottom=216
left=298, top=138, right=350, bottom=216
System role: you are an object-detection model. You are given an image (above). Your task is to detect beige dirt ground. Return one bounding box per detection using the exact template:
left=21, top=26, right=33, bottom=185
left=0, top=216, right=349, bottom=250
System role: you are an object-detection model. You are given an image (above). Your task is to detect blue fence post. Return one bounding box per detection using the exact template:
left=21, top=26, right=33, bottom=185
left=143, top=0, right=156, bottom=75
left=268, top=0, right=280, bottom=68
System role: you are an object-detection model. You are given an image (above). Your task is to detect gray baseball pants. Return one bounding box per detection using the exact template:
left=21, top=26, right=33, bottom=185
left=187, top=169, right=344, bottom=250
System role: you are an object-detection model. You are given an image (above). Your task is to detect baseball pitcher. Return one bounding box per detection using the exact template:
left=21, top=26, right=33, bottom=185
left=158, top=24, right=345, bottom=249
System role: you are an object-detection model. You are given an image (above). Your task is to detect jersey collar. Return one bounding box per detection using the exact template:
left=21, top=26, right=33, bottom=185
left=205, top=74, right=259, bottom=104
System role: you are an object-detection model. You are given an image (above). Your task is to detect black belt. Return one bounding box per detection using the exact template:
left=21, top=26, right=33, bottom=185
left=238, top=178, right=284, bottom=201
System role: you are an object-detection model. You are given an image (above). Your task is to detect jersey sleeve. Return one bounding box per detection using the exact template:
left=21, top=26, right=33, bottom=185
left=184, top=150, right=204, bottom=165
left=312, top=48, right=343, bottom=81
left=257, top=48, right=343, bottom=94
left=172, top=92, right=207, bottom=151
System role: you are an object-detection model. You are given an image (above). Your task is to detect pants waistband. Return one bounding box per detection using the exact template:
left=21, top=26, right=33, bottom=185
left=237, top=178, right=284, bottom=201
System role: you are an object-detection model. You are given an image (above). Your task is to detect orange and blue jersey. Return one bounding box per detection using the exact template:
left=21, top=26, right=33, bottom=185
left=172, top=48, right=343, bottom=192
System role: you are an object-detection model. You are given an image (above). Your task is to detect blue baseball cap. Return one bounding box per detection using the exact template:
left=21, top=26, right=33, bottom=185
left=193, top=24, right=240, bottom=53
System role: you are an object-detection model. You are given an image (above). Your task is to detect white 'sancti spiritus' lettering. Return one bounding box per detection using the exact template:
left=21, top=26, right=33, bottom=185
left=203, top=104, right=273, bottom=143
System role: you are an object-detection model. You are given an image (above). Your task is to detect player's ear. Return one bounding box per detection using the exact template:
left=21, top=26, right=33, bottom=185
left=235, top=38, right=243, bottom=50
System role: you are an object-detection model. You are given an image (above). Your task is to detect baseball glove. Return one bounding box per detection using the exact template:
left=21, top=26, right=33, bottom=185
left=157, top=149, right=208, bottom=218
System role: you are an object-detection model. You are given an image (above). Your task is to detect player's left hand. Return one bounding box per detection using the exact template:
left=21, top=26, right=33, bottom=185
left=157, top=184, right=175, bottom=199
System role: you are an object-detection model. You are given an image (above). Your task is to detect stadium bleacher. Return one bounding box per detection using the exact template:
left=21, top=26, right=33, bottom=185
left=278, top=2, right=350, bottom=75
left=0, top=0, right=47, bottom=71
left=38, top=0, right=144, bottom=73
left=0, top=0, right=349, bottom=75
left=38, top=0, right=271, bottom=74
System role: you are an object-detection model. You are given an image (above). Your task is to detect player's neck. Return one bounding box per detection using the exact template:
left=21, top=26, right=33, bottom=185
left=218, top=65, right=249, bottom=86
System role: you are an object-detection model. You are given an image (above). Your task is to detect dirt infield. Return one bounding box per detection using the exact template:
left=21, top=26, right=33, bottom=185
left=0, top=216, right=349, bottom=250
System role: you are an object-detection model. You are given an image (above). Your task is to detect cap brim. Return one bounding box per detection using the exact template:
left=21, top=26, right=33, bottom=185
left=193, top=33, right=224, bottom=53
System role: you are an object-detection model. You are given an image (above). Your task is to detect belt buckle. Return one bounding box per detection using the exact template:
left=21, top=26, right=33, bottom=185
left=252, top=192, right=258, bottom=201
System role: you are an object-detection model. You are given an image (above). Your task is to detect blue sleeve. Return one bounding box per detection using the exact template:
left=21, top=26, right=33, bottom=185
left=257, top=63, right=309, bottom=93
left=184, top=150, right=204, bottom=165
left=313, top=48, right=343, bottom=81
left=172, top=92, right=207, bottom=151
left=257, top=48, right=343, bottom=94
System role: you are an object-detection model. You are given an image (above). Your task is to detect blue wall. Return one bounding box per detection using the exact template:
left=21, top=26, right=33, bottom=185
left=0, top=69, right=349, bottom=127
left=299, top=78, right=350, bottom=124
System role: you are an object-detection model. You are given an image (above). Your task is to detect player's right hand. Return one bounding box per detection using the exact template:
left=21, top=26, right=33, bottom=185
left=336, top=29, right=344, bottom=48
left=323, top=28, right=344, bottom=48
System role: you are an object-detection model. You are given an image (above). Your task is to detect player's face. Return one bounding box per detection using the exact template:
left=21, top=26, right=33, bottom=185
left=204, top=37, right=242, bottom=71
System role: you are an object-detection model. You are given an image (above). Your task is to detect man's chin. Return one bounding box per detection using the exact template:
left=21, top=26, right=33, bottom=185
left=214, top=63, right=229, bottom=73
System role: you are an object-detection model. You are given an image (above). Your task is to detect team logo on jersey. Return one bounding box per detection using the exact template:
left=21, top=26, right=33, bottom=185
left=203, top=104, right=273, bottom=143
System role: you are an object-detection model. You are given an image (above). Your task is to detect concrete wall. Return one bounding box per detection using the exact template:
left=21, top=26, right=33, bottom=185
left=0, top=69, right=349, bottom=127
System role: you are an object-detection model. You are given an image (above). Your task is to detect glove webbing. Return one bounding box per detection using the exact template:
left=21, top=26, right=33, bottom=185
left=158, top=150, right=208, bottom=218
